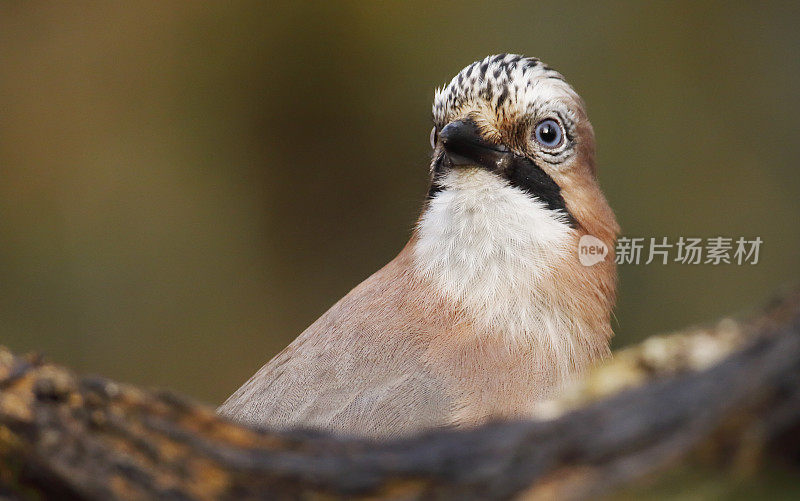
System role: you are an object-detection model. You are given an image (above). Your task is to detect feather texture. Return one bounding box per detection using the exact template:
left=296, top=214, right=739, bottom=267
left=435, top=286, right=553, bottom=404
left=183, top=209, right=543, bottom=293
left=218, top=54, right=619, bottom=438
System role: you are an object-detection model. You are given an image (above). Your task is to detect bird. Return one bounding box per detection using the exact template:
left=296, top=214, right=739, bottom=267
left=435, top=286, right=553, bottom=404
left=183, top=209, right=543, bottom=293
left=218, top=54, right=619, bottom=439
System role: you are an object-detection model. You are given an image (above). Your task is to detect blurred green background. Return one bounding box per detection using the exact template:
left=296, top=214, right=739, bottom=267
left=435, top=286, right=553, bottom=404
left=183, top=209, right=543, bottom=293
left=0, top=1, right=798, bottom=407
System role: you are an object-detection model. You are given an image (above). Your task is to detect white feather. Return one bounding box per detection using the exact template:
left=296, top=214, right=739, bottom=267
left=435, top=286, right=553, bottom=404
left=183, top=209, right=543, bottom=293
left=413, top=169, right=582, bottom=378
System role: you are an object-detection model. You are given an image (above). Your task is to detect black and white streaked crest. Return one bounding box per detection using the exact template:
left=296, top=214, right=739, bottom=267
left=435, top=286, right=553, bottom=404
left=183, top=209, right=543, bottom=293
left=432, top=54, right=579, bottom=128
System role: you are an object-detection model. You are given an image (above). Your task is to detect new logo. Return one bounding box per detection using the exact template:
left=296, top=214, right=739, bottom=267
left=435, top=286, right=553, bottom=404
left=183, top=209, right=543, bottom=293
left=578, top=235, right=608, bottom=266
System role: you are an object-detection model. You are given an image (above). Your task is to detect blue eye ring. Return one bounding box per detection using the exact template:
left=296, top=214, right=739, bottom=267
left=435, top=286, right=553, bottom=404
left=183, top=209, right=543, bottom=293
left=533, top=118, right=564, bottom=149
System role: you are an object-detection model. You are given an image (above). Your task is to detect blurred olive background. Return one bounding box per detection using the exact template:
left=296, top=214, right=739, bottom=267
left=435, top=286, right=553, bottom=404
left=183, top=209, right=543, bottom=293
left=1, top=1, right=798, bottom=407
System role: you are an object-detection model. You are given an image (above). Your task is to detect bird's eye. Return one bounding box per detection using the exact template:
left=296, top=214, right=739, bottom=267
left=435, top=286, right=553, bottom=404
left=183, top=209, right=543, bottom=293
left=533, top=119, right=564, bottom=149
left=430, top=126, right=438, bottom=149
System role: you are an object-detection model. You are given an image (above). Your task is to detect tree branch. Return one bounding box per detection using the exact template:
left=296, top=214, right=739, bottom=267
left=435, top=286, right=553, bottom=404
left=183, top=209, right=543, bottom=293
left=1, top=287, right=799, bottom=500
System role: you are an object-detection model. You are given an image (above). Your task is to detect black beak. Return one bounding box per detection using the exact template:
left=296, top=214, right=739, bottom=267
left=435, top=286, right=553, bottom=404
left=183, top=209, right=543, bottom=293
left=430, top=118, right=577, bottom=228
left=439, top=119, right=511, bottom=171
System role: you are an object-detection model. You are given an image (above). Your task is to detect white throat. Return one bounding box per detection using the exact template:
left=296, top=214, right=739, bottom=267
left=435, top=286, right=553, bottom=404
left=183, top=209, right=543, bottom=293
left=413, top=169, right=580, bottom=371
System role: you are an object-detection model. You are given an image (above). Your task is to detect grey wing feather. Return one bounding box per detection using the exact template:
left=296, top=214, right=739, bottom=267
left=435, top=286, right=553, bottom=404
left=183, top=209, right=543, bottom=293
left=217, top=323, right=451, bottom=438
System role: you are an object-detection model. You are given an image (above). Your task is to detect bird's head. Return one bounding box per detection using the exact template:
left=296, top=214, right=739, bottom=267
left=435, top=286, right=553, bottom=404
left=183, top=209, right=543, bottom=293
left=413, top=55, right=618, bottom=349
left=426, top=53, right=617, bottom=243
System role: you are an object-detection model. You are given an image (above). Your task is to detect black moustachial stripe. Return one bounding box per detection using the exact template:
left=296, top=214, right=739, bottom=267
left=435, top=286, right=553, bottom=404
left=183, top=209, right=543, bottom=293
left=427, top=181, right=443, bottom=199
left=504, top=155, right=576, bottom=227
left=427, top=151, right=445, bottom=199
left=427, top=154, right=575, bottom=227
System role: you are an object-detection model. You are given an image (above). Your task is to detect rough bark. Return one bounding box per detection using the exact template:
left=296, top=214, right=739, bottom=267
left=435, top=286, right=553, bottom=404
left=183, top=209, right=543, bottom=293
left=0, top=287, right=799, bottom=500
